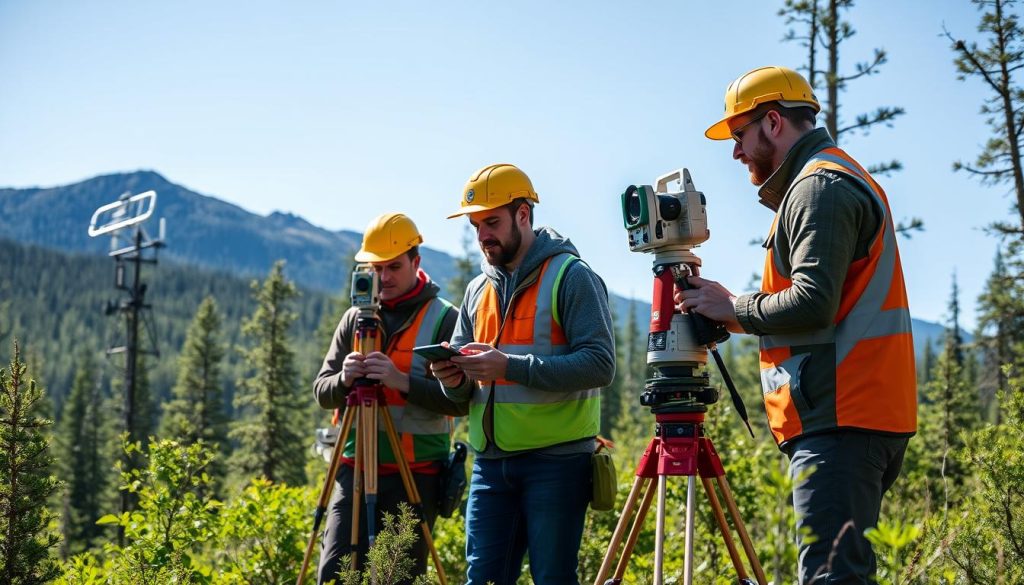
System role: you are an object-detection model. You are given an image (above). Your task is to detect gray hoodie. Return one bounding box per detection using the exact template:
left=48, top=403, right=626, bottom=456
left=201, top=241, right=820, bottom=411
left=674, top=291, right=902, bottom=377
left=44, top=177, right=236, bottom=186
left=443, top=227, right=616, bottom=458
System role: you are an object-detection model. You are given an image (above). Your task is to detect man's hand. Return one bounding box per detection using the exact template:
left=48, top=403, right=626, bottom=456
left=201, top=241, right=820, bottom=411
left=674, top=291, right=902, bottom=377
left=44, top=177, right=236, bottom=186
left=430, top=358, right=466, bottom=389
left=450, top=342, right=508, bottom=383
left=674, top=275, right=744, bottom=334
left=340, top=351, right=367, bottom=387
left=363, top=352, right=410, bottom=392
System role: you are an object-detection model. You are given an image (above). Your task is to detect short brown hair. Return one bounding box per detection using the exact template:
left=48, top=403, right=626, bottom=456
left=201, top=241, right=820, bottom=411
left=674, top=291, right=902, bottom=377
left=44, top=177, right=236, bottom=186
left=406, top=245, right=419, bottom=261
left=506, top=198, right=535, bottom=226
left=777, top=105, right=817, bottom=129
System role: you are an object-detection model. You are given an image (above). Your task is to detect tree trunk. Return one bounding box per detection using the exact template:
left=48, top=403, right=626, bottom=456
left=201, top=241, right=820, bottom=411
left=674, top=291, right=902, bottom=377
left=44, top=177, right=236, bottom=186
left=994, top=0, right=1024, bottom=230
left=826, top=0, right=840, bottom=142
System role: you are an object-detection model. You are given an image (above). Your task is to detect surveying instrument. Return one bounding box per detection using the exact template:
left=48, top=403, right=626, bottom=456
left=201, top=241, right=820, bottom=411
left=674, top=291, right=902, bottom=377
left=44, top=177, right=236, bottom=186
left=298, top=265, right=447, bottom=585
left=594, top=170, right=766, bottom=585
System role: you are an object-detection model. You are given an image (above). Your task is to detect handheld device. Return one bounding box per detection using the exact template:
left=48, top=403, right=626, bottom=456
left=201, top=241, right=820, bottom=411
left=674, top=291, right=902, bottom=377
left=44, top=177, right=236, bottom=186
left=413, top=343, right=462, bottom=362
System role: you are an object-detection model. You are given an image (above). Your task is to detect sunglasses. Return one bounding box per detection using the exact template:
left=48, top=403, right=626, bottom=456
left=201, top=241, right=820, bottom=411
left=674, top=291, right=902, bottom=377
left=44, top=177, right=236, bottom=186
left=731, top=112, right=768, bottom=144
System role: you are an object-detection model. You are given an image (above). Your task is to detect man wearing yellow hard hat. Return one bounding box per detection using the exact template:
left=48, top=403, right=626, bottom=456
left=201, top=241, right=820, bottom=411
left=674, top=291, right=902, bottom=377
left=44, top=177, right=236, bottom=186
left=313, top=212, right=466, bottom=584
left=678, top=66, right=916, bottom=583
left=430, top=164, right=615, bottom=584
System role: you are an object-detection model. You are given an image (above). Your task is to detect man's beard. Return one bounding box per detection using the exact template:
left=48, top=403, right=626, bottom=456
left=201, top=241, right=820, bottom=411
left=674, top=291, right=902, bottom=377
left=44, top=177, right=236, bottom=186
left=481, top=227, right=522, bottom=267
left=748, top=127, right=777, bottom=185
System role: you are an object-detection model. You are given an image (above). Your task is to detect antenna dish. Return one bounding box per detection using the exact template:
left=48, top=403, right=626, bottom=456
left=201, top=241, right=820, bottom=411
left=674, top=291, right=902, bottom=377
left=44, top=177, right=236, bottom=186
left=88, top=190, right=157, bottom=237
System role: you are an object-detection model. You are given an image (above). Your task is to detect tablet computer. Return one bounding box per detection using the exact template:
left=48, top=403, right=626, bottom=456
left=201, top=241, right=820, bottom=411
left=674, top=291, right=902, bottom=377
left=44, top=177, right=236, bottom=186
left=412, top=343, right=462, bottom=362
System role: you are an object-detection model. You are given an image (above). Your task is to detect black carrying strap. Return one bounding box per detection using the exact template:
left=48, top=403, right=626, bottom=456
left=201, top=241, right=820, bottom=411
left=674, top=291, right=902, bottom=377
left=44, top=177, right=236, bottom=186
left=710, top=345, right=755, bottom=438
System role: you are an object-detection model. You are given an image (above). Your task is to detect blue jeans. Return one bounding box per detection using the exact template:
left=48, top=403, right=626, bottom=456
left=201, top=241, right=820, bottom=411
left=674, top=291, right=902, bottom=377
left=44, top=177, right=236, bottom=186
left=464, top=452, right=592, bottom=585
left=786, top=431, right=909, bottom=584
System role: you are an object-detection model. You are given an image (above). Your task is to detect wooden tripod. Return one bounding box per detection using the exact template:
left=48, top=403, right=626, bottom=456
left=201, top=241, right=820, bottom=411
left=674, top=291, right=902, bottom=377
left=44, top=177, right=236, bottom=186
left=594, top=411, right=766, bottom=585
left=298, top=314, right=448, bottom=585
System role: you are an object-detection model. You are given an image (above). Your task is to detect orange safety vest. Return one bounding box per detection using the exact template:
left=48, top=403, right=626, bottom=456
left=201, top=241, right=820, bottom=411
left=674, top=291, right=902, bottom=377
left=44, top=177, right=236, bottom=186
left=759, top=147, right=917, bottom=445
left=468, top=253, right=601, bottom=452
left=342, top=297, right=454, bottom=467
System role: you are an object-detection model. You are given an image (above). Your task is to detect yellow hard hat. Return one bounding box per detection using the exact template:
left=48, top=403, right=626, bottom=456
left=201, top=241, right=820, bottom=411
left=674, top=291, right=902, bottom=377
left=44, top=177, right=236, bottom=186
left=354, top=212, right=423, bottom=262
left=447, top=163, right=539, bottom=219
left=705, top=66, right=821, bottom=140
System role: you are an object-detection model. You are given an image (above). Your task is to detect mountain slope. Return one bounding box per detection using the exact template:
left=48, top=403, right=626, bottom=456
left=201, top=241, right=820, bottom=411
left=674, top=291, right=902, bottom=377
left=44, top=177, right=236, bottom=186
left=0, top=170, right=956, bottom=359
left=0, top=170, right=403, bottom=294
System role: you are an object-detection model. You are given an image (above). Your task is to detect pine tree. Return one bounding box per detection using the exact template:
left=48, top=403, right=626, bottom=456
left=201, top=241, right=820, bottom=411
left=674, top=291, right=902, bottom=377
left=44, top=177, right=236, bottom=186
left=947, top=0, right=1024, bottom=233
left=447, top=224, right=481, bottom=306
left=778, top=0, right=922, bottom=236
left=976, top=246, right=1024, bottom=421
left=612, top=299, right=649, bottom=446
left=159, top=296, right=229, bottom=490
left=915, top=277, right=983, bottom=514
left=601, top=304, right=625, bottom=437
left=56, top=351, right=113, bottom=557
left=919, top=338, right=936, bottom=386
left=0, top=340, right=61, bottom=583
left=229, top=261, right=306, bottom=487
left=778, top=0, right=906, bottom=176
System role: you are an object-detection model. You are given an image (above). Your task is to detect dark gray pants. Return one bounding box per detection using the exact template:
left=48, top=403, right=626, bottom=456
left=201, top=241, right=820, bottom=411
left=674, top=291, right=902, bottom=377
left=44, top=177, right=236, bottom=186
left=785, top=431, right=909, bottom=585
left=318, top=464, right=441, bottom=585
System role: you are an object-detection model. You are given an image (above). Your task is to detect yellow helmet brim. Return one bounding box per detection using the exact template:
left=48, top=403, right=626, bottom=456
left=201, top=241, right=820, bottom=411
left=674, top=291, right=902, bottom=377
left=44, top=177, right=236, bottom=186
left=705, top=118, right=737, bottom=141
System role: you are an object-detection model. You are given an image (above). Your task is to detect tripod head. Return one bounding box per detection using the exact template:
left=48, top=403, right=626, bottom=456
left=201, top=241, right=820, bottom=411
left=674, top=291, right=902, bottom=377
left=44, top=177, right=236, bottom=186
left=642, top=254, right=727, bottom=413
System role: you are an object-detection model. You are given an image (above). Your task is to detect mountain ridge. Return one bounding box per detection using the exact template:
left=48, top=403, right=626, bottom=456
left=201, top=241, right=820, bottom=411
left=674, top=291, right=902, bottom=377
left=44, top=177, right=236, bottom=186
left=0, top=170, right=961, bottom=356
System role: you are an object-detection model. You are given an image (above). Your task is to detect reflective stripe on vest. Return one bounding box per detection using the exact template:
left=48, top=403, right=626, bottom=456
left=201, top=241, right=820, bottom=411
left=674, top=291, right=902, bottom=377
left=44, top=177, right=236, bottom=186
left=759, top=147, right=917, bottom=445
left=468, top=253, right=600, bottom=452
left=343, top=296, right=454, bottom=464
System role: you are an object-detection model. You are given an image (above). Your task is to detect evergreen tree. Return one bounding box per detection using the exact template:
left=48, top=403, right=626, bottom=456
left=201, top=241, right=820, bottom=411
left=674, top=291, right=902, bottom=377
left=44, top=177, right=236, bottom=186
left=948, top=0, right=1024, bottom=232
left=944, top=379, right=1024, bottom=584
left=914, top=277, right=983, bottom=514
left=778, top=0, right=906, bottom=176
left=0, top=341, right=61, bottom=583
left=229, top=261, right=306, bottom=486
left=56, top=351, right=113, bottom=557
left=600, top=305, right=624, bottom=437
left=976, top=246, right=1024, bottom=423
left=919, top=337, right=937, bottom=385
left=447, top=224, right=481, bottom=306
left=611, top=300, right=645, bottom=439
left=159, top=296, right=229, bottom=489
left=778, top=0, right=922, bottom=236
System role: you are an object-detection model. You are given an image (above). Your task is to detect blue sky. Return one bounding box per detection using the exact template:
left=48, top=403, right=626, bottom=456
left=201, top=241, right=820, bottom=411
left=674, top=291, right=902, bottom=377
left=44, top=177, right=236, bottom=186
left=0, top=0, right=1005, bottom=328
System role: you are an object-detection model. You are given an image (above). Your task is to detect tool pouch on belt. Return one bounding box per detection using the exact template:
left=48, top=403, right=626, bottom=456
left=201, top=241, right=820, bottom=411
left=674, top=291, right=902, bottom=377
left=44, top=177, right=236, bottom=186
left=591, top=436, right=617, bottom=511
left=438, top=441, right=468, bottom=518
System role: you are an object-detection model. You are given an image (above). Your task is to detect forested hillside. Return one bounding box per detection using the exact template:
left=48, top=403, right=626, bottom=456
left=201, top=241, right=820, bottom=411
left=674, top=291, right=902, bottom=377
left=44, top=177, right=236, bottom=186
left=0, top=237, right=335, bottom=418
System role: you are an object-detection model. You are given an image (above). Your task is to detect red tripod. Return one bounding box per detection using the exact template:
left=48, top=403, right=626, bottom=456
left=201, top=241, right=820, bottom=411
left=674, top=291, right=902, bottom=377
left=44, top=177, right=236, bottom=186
left=594, top=410, right=766, bottom=585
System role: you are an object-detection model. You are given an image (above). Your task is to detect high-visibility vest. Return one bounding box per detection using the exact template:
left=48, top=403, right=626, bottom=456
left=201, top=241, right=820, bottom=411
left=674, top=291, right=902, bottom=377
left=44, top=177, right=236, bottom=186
left=468, top=253, right=601, bottom=452
left=759, top=147, right=917, bottom=445
left=342, top=296, right=454, bottom=465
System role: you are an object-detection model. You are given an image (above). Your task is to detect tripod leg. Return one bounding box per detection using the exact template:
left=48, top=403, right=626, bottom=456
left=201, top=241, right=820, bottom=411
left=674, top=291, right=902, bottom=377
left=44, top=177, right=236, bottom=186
left=593, top=475, right=646, bottom=585
left=700, top=477, right=749, bottom=582
left=611, top=477, right=656, bottom=584
left=654, top=475, right=669, bottom=585
left=716, top=475, right=767, bottom=585
left=682, top=476, right=697, bottom=585
left=297, top=405, right=356, bottom=585
left=351, top=405, right=363, bottom=571
left=379, top=405, right=448, bottom=585
left=361, top=399, right=380, bottom=547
